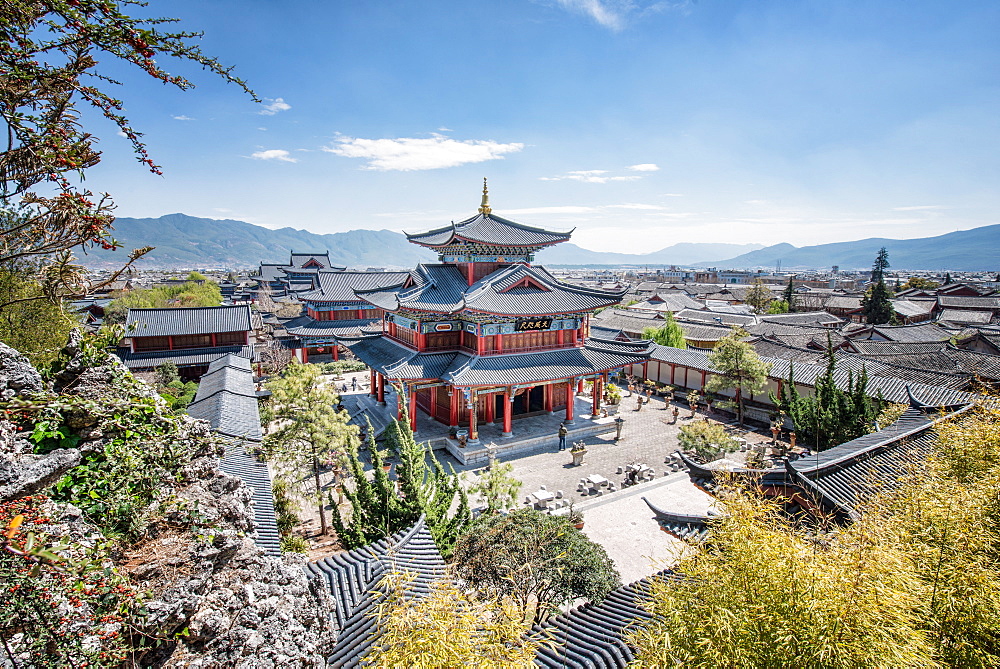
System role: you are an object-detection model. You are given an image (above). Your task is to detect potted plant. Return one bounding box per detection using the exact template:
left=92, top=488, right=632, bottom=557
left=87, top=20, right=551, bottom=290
left=604, top=382, right=622, bottom=414
left=570, top=440, right=588, bottom=466
left=567, top=501, right=585, bottom=529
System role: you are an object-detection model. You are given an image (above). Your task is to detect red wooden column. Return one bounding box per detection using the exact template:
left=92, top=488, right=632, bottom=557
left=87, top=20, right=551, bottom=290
left=565, top=380, right=575, bottom=424
left=377, top=373, right=385, bottom=405
left=577, top=378, right=585, bottom=394
left=332, top=345, right=339, bottom=361
left=642, top=361, right=649, bottom=379
left=449, top=388, right=459, bottom=427
left=544, top=383, right=554, bottom=414
left=591, top=377, right=602, bottom=417
left=502, top=390, right=513, bottom=437
left=468, top=391, right=479, bottom=441
left=167, top=336, right=174, bottom=351
left=370, top=368, right=377, bottom=396
left=302, top=348, right=309, bottom=363
left=409, top=389, right=418, bottom=433
left=670, top=364, right=676, bottom=385
left=485, top=391, right=495, bottom=424
left=700, top=371, right=707, bottom=391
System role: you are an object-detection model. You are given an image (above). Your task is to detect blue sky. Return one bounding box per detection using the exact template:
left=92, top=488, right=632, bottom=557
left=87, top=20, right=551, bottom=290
left=85, top=0, right=1000, bottom=254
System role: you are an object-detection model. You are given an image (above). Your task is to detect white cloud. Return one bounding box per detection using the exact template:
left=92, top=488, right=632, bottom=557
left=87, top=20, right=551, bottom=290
left=172, top=115, right=195, bottom=121
left=541, top=170, right=641, bottom=184
left=116, top=130, right=128, bottom=138
left=250, top=149, right=297, bottom=163
left=556, top=0, right=624, bottom=30
left=892, top=205, right=945, bottom=211
left=259, top=97, right=291, bottom=115
left=552, top=1, right=687, bottom=31
left=437, top=126, right=454, bottom=132
left=323, top=134, right=524, bottom=171
left=606, top=203, right=667, bottom=210
left=627, top=163, right=660, bottom=172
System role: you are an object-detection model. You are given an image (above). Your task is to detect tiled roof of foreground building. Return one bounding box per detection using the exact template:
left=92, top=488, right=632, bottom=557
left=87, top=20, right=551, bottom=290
left=185, top=354, right=279, bottom=556
left=678, top=401, right=974, bottom=525
left=304, top=512, right=684, bottom=669
left=304, top=517, right=447, bottom=668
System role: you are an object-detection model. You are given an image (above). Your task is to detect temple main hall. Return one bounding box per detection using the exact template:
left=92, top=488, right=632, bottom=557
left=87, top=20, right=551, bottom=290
left=342, top=182, right=653, bottom=444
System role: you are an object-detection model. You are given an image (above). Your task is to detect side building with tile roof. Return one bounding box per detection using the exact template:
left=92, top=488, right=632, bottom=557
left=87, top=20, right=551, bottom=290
left=119, top=305, right=256, bottom=379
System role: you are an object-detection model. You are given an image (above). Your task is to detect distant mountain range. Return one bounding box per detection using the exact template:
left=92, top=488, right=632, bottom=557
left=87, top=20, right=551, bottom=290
left=79, top=213, right=1000, bottom=272
left=696, top=225, right=1000, bottom=271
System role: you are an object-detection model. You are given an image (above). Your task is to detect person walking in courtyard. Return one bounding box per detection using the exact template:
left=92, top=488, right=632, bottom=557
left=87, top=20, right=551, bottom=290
left=351, top=376, right=357, bottom=391
left=558, top=422, right=568, bottom=451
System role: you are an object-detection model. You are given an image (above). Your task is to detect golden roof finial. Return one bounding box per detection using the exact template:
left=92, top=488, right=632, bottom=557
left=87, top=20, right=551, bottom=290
left=478, top=177, right=491, bottom=215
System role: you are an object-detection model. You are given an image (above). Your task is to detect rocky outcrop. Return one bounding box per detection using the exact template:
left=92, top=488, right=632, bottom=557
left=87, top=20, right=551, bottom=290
left=0, top=343, right=82, bottom=501
left=1, top=334, right=335, bottom=667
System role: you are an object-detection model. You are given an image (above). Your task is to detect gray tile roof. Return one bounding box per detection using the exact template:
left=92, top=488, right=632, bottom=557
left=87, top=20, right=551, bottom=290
left=344, top=336, right=652, bottom=387
left=760, top=311, right=843, bottom=327
left=187, top=354, right=263, bottom=441
left=125, top=305, right=253, bottom=337
left=824, top=295, right=863, bottom=310
left=296, top=271, right=412, bottom=302
left=832, top=351, right=971, bottom=390
left=642, top=497, right=712, bottom=542
left=358, top=263, right=626, bottom=316
left=629, top=293, right=703, bottom=313
left=937, top=295, right=1000, bottom=310
left=533, top=569, right=683, bottom=669
left=288, top=251, right=334, bottom=268
left=937, top=309, right=993, bottom=324
left=218, top=445, right=280, bottom=556
left=647, top=344, right=983, bottom=407
left=303, top=517, right=447, bottom=668
left=788, top=406, right=971, bottom=519
left=405, top=212, right=571, bottom=247
left=283, top=316, right=381, bottom=339
left=591, top=309, right=666, bottom=337
left=683, top=405, right=974, bottom=523
left=187, top=355, right=276, bottom=556
left=116, top=345, right=255, bottom=370
left=750, top=337, right=828, bottom=364
left=892, top=299, right=935, bottom=318
left=672, top=308, right=756, bottom=327
left=860, top=322, right=954, bottom=343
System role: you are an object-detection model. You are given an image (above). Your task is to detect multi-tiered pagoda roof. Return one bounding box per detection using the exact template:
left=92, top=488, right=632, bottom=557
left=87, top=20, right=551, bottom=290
left=356, top=262, right=626, bottom=316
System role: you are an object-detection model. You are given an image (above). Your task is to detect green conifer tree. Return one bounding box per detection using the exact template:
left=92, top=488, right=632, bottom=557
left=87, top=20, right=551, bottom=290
left=861, top=247, right=895, bottom=325
left=771, top=339, right=881, bottom=451
left=782, top=277, right=796, bottom=312
left=335, top=406, right=470, bottom=556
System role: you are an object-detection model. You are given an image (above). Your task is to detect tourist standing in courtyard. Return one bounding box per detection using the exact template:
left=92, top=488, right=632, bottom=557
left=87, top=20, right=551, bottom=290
left=558, top=422, right=568, bottom=451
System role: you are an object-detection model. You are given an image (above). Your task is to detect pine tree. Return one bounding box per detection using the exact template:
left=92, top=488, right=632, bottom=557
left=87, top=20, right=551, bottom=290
left=705, top=327, right=771, bottom=425
left=782, top=277, right=796, bottom=312
left=264, top=361, right=357, bottom=535
left=945, top=272, right=953, bottom=285
left=861, top=247, right=895, bottom=325
left=334, top=408, right=470, bottom=556
left=771, top=340, right=881, bottom=451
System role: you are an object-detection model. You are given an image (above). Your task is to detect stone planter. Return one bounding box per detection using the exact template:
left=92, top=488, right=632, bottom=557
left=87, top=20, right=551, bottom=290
left=605, top=403, right=620, bottom=416
left=571, top=449, right=587, bottom=466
